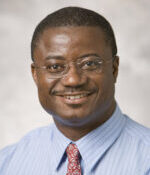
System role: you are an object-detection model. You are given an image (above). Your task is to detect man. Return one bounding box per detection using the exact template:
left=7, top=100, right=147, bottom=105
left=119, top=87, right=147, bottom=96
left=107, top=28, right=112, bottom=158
left=0, top=7, right=150, bottom=175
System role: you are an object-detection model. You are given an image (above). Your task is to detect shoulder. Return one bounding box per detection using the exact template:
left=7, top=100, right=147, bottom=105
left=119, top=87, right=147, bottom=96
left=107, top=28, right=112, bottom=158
left=124, top=114, right=150, bottom=145
left=0, top=124, right=54, bottom=172
left=123, top=115, right=150, bottom=170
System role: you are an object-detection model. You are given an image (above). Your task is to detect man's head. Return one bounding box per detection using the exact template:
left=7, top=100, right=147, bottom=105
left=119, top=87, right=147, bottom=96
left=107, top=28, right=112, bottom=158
left=31, top=7, right=117, bottom=61
left=31, top=7, right=119, bottom=129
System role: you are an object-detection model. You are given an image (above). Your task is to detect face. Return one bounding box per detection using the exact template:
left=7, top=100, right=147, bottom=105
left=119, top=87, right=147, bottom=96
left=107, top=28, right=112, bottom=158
left=31, top=26, right=119, bottom=127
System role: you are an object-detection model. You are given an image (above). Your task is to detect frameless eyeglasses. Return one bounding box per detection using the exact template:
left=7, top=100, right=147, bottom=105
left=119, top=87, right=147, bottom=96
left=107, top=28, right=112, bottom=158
left=33, top=56, right=113, bottom=79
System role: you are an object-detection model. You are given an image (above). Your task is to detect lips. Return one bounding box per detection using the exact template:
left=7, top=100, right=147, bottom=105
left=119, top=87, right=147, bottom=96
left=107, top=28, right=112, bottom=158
left=65, top=94, right=87, bottom=100
left=54, top=91, right=95, bottom=105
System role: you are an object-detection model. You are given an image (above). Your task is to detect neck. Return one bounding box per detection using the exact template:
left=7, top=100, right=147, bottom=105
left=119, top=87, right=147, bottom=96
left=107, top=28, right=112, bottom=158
left=54, top=101, right=116, bottom=141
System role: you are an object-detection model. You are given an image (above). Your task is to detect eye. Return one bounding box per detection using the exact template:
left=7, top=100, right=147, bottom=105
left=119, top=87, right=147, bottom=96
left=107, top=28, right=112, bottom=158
left=46, top=64, right=65, bottom=73
left=81, top=59, right=102, bottom=70
left=85, top=61, right=97, bottom=66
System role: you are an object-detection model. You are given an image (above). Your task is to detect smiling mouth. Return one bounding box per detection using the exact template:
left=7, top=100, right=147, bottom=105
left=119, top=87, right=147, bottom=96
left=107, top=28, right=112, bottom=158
left=64, top=94, right=88, bottom=100
left=54, top=91, right=96, bottom=105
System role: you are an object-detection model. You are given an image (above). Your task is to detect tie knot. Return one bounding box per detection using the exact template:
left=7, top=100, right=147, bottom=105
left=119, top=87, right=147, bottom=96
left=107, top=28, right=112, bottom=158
left=66, top=143, right=80, bottom=162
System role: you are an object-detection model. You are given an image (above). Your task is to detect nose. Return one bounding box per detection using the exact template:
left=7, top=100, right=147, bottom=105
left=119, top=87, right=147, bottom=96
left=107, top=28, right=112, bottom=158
left=61, top=65, right=87, bottom=88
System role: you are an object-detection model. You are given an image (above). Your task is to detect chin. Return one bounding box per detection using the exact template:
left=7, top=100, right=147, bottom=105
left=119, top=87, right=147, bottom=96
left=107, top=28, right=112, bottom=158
left=51, top=107, right=94, bottom=127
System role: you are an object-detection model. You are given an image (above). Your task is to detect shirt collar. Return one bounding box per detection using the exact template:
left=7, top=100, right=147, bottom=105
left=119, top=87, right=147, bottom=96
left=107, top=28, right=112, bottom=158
left=76, top=105, right=126, bottom=172
left=51, top=105, right=126, bottom=172
left=51, top=123, right=71, bottom=171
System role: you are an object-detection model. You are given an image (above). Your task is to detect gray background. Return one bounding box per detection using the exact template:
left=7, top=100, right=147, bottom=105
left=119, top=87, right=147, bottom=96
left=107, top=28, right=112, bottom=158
left=0, top=0, right=150, bottom=149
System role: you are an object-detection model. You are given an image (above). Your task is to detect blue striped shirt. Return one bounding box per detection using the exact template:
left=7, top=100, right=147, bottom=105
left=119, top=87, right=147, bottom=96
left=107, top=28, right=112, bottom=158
left=0, top=105, right=150, bottom=175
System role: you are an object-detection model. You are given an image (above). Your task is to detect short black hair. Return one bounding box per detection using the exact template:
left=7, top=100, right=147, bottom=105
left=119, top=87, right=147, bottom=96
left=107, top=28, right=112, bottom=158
left=31, top=6, right=117, bottom=61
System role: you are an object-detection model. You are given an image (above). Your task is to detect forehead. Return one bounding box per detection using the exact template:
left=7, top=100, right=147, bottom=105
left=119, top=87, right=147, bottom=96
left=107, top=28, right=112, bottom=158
left=33, top=26, right=111, bottom=62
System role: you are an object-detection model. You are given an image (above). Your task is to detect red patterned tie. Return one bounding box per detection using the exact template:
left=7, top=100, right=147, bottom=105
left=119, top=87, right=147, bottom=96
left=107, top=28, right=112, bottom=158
left=66, top=143, right=82, bottom=175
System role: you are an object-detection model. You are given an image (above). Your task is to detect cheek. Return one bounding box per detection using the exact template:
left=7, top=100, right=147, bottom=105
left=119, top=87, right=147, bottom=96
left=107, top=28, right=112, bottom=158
left=37, top=72, right=57, bottom=91
left=95, top=73, right=115, bottom=102
left=36, top=74, right=58, bottom=105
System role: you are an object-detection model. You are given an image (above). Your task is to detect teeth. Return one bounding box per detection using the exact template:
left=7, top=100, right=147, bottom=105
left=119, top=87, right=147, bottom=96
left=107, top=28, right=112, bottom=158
left=65, top=94, right=87, bottom=100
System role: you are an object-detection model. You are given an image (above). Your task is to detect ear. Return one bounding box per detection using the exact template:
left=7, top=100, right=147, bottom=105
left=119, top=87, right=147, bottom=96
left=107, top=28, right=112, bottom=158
left=112, top=56, right=119, bottom=83
left=31, top=63, right=38, bottom=86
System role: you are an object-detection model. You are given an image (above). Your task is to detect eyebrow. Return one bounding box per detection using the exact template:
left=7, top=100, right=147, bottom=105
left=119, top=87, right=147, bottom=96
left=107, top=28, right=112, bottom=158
left=45, top=53, right=101, bottom=60
left=78, top=53, right=100, bottom=59
left=45, top=55, right=65, bottom=60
